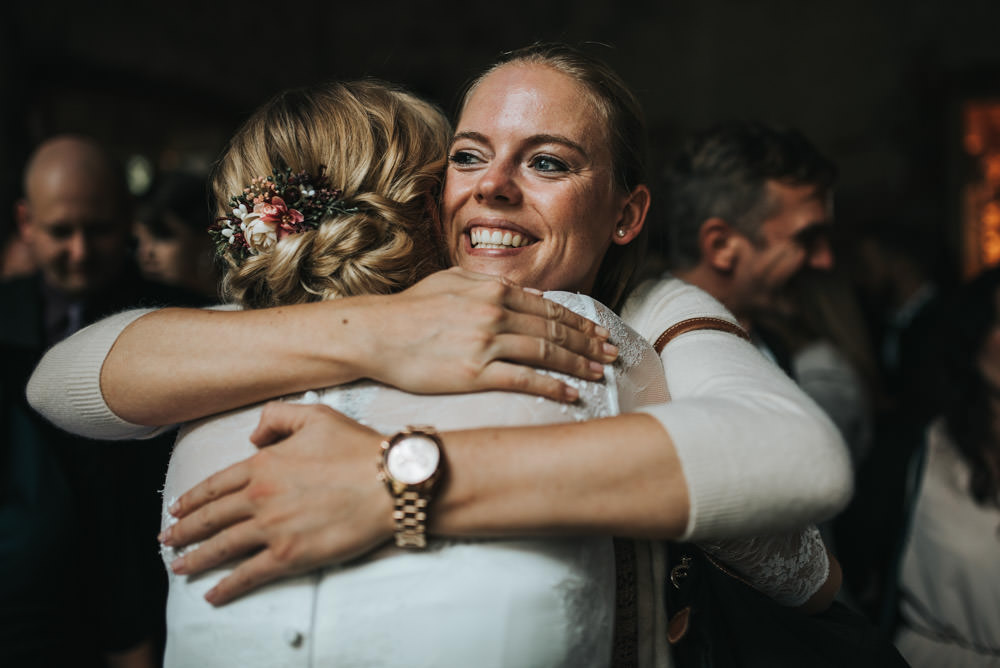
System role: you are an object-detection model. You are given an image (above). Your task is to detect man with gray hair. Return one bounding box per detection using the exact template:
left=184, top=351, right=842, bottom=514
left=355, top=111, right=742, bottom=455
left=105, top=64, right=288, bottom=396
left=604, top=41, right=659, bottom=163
left=664, top=121, right=838, bottom=372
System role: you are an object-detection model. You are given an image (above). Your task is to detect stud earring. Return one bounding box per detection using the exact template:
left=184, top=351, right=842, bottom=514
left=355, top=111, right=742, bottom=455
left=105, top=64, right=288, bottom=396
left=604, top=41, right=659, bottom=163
left=616, top=227, right=626, bottom=238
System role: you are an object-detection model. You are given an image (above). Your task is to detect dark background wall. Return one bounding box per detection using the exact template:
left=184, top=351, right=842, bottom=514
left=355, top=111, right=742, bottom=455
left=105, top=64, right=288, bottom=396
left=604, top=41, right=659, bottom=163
left=5, top=0, right=1000, bottom=278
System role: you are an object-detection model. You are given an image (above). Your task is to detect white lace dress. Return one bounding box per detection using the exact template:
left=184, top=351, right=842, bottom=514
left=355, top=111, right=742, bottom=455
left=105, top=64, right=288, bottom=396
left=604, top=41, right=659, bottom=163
left=159, top=292, right=665, bottom=668
left=26, top=280, right=836, bottom=668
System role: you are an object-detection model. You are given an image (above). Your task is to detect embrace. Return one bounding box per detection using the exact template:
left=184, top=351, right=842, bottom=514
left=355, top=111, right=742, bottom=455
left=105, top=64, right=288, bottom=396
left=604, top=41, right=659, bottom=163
left=29, top=44, right=851, bottom=667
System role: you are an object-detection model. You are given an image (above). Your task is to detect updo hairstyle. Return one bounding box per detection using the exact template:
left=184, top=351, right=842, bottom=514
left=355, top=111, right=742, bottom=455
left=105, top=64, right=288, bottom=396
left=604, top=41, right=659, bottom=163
left=459, top=43, right=649, bottom=311
left=213, top=80, right=451, bottom=309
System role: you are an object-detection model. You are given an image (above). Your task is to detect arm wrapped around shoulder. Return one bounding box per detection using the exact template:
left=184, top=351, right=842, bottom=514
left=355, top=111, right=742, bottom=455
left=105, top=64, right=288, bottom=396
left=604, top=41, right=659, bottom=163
left=642, top=326, right=853, bottom=541
left=26, top=308, right=169, bottom=440
left=623, top=277, right=852, bottom=541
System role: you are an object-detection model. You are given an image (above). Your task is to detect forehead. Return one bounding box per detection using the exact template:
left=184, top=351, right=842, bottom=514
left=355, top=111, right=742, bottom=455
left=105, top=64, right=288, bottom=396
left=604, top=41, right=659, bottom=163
left=29, top=177, right=122, bottom=227
left=761, top=181, right=829, bottom=235
left=459, top=64, right=608, bottom=148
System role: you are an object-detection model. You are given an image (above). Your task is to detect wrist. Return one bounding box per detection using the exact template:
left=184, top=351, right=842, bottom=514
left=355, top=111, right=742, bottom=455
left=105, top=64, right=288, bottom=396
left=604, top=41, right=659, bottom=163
left=376, top=425, right=446, bottom=549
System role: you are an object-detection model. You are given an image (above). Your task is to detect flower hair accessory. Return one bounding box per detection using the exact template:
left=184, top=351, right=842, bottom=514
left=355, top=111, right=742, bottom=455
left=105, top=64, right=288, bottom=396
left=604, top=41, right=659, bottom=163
left=209, top=166, right=357, bottom=264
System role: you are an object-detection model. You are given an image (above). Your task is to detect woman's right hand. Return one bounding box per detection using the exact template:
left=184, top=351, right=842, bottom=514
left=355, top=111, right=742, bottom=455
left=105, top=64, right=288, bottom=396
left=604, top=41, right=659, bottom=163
left=358, top=267, right=617, bottom=402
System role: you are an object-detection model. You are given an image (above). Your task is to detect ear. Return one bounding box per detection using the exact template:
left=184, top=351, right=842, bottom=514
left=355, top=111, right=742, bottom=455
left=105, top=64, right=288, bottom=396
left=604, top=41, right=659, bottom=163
left=14, top=199, right=32, bottom=242
left=699, top=217, right=741, bottom=272
left=611, top=184, right=650, bottom=246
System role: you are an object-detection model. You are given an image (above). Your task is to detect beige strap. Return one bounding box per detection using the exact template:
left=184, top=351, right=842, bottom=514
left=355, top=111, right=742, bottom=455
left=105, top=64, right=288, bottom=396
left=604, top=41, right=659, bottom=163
left=653, top=316, right=751, bottom=354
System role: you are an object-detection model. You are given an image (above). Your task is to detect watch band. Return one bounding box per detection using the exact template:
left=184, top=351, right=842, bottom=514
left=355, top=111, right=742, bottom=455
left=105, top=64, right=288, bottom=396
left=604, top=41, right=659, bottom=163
left=377, top=426, right=443, bottom=550
left=391, top=490, right=430, bottom=548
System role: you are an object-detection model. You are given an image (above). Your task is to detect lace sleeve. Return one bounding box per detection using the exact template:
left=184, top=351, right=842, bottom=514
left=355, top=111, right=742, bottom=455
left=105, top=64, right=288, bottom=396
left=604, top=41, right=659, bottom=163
left=698, top=526, right=830, bottom=607
left=543, top=291, right=668, bottom=411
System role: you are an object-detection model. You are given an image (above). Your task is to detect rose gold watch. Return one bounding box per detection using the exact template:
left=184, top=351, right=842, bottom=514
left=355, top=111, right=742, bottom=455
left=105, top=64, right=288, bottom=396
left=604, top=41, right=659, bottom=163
left=376, top=426, right=444, bottom=549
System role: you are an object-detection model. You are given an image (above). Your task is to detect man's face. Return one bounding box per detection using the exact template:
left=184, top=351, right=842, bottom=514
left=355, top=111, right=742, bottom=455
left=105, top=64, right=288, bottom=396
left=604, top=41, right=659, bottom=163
left=731, top=180, right=834, bottom=316
left=19, top=174, right=130, bottom=297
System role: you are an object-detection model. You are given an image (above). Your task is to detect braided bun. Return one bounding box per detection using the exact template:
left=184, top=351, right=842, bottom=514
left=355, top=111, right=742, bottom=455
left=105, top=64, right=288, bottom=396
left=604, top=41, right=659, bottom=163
left=212, top=80, right=450, bottom=309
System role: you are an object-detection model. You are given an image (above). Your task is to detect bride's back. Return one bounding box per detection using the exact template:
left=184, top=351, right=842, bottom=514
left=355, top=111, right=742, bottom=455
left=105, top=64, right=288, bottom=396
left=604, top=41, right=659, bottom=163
left=161, top=290, right=665, bottom=668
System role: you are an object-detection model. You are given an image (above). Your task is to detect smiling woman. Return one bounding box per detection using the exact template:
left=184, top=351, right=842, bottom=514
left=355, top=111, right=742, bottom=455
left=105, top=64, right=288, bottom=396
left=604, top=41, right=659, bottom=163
left=443, top=63, right=648, bottom=306
left=444, top=51, right=650, bottom=311
left=27, top=44, right=851, bottom=668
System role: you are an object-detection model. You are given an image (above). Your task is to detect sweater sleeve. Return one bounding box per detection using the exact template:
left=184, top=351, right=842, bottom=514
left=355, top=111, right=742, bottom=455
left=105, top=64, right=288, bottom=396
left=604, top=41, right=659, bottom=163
left=26, top=308, right=175, bottom=440
left=622, top=277, right=853, bottom=541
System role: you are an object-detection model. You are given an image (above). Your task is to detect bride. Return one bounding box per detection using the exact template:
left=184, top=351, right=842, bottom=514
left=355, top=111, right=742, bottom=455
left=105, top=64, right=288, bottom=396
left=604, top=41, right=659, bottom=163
left=30, top=45, right=845, bottom=667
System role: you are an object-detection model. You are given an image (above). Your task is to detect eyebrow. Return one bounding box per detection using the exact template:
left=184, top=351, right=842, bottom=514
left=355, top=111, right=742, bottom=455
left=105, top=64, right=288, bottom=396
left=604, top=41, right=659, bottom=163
left=449, top=131, right=590, bottom=159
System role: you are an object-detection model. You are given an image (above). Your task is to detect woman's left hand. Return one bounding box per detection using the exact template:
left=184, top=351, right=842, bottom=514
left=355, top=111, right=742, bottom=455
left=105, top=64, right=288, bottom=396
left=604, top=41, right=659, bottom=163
left=160, top=402, right=393, bottom=605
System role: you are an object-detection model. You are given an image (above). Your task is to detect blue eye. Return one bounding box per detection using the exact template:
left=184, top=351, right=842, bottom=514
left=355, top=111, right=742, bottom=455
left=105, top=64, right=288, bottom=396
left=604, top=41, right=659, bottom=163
left=529, top=155, right=569, bottom=173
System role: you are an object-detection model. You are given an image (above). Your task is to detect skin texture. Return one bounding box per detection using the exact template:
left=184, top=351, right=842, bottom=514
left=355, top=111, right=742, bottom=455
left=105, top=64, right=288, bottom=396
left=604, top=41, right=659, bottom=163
left=674, top=181, right=833, bottom=328
left=162, top=404, right=687, bottom=606
left=102, top=268, right=618, bottom=425
left=443, top=64, right=648, bottom=294
left=16, top=136, right=131, bottom=298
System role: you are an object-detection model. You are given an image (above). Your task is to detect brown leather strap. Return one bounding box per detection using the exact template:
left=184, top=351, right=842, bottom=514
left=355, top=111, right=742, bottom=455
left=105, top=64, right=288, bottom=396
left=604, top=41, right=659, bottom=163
left=611, top=538, right=639, bottom=667
left=653, top=316, right=751, bottom=354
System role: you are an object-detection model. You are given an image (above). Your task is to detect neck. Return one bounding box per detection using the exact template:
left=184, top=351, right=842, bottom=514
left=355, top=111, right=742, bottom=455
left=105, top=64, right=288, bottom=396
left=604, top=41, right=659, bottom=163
left=672, top=264, right=753, bottom=331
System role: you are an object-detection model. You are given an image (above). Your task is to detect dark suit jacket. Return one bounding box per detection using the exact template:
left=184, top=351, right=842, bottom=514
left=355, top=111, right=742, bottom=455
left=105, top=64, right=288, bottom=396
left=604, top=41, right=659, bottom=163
left=0, top=271, right=208, bottom=667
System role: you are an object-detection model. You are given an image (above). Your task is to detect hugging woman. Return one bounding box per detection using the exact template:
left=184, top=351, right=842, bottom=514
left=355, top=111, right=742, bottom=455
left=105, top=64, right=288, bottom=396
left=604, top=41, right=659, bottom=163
left=29, top=44, right=850, bottom=667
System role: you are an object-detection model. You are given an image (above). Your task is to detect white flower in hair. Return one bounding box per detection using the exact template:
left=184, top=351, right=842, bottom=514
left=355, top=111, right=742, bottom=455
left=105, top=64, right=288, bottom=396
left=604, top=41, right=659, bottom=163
left=242, top=211, right=278, bottom=253
left=232, top=202, right=250, bottom=220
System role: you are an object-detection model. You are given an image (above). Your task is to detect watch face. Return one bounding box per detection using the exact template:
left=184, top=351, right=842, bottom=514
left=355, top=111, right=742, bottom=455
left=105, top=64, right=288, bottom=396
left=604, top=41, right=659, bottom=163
left=386, top=435, right=440, bottom=484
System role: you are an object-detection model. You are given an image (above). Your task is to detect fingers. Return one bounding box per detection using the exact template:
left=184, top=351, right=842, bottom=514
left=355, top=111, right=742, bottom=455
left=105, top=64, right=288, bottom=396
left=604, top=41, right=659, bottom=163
left=169, top=517, right=263, bottom=578
left=203, top=550, right=287, bottom=606
left=504, top=287, right=611, bottom=342
left=478, top=361, right=581, bottom=403
left=162, top=489, right=254, bottom=548
left=250, top=401, right=319, bottom=447
left=169, top=459, right=251, bottom=518
left=489, top=328, right=613, bottom=382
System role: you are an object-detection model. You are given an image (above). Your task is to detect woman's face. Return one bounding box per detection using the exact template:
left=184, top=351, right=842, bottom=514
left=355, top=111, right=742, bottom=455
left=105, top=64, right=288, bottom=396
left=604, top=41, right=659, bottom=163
left=134, top=216, right=201, bottom=286
left=441, top=63, right=640, bottom=294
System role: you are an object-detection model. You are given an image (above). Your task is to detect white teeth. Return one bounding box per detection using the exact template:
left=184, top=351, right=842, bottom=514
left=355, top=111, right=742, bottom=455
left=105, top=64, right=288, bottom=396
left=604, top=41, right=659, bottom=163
left=470, top=228, right=531, bottom=249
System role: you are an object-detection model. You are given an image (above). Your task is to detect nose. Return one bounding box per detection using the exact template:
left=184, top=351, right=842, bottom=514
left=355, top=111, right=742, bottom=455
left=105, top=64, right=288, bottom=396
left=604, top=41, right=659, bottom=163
left=808, top=239, right=835, bottom=271
left=474, top=161, right=521, bottom=205
left=67, top=230, right=88, bottom=264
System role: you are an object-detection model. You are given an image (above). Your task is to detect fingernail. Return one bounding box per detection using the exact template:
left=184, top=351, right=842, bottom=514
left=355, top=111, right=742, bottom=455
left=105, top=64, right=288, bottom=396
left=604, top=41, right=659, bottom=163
left=159, top=527, right=172, bottom=545
left=523, top=287, right=543, bottom=295
left=171, top=556, right=187, bottom=574
left=564, top=386, right=579, bottom=402
left=594, top=325, right=610, bottom=338
left=602, top=342, right=618, bottom=357
left=205, top=588, right=219, bottom=605
left=589, top=361, right=605, bottom=375
left=169, top=501, right=180, bottom=515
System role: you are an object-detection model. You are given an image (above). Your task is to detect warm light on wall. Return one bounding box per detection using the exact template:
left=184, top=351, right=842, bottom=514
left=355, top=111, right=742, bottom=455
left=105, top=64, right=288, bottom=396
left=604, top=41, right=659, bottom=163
left=962, top=101, right=1000, bottom=278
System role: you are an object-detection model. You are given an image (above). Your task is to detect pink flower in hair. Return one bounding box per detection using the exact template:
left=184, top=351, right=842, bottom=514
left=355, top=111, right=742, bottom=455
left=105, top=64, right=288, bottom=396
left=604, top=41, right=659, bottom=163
left=254, top=197, right=305, bottom=240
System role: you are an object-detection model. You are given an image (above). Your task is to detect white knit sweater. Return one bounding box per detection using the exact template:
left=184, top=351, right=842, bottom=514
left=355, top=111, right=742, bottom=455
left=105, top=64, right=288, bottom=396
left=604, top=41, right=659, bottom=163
left=27, top=275, right=851, bottom=543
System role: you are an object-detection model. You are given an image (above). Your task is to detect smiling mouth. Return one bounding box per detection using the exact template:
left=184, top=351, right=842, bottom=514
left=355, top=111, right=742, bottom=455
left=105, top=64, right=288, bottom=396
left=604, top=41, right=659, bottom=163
left=469, top=226, right=535, bottom=249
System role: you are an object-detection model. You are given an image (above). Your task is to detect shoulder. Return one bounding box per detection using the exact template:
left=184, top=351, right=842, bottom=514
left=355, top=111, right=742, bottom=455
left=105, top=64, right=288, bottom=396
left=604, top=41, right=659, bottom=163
left=620, top=275, right=738, bottom=342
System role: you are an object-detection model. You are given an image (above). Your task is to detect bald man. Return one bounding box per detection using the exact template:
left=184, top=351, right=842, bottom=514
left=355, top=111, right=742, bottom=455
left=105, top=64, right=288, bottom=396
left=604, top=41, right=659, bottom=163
left=17, top=135, right=132, bottom=302
left=2, top=136, right=208, bottom=668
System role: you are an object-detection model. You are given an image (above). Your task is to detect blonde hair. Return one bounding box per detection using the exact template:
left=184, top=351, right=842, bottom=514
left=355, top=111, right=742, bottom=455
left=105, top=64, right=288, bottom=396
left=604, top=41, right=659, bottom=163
left=213, top=80, right=451, bottom=308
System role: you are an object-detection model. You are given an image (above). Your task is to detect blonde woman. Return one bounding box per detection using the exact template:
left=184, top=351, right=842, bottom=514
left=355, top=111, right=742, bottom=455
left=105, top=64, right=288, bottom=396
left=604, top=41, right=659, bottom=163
left=31, top=45, right=846, bottom=667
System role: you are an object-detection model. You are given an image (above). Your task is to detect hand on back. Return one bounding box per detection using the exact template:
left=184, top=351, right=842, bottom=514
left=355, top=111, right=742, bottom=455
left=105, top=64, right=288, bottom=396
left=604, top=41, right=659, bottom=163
left=362, top=267, right=617, bottom=402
